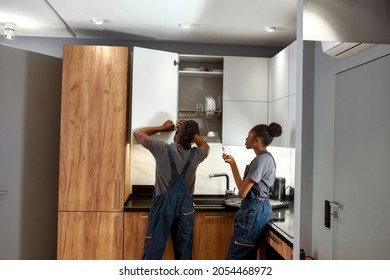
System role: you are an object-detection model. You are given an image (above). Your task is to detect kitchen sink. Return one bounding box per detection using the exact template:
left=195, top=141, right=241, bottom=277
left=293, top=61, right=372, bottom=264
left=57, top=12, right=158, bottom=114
left=193, top=195, right=225, bottom=209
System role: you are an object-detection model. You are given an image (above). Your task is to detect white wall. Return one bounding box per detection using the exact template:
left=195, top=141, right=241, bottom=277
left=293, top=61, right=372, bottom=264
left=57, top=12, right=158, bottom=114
left=130, top=143, right=294, bottom=195
left=310, top=42, right=390, bottom=259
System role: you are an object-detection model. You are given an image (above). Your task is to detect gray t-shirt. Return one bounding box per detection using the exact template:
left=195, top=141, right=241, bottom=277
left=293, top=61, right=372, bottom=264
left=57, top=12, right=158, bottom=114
left=244, top=152, right=276, bottom=199
left=149, top=138, right=207, bottom=196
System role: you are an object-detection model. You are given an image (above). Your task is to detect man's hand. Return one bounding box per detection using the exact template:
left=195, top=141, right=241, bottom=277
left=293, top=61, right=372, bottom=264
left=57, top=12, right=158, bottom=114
left=161, top=120, right=175, bottom=132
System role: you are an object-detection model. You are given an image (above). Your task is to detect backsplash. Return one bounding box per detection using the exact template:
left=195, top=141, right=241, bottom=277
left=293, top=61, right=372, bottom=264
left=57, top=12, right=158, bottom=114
left=130, top=143, right=295, bottom=194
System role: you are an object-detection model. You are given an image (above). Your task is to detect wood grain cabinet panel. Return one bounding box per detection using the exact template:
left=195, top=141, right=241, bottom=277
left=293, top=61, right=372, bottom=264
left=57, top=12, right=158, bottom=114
left=58, top=45, right=128, bottom=211
left=57, top=45, right=129, bottom=260
left=192, top=212, right=234, bottom=260
left=124, top=212, right=174, bottom=260
left=259, top=228, right=293, bottom=260
left=57, top=212, right=123, bottom=260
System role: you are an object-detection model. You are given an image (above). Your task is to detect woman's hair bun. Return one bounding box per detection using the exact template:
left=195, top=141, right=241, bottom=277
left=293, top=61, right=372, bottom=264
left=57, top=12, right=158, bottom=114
left=267, top=122, right=282, bottom=138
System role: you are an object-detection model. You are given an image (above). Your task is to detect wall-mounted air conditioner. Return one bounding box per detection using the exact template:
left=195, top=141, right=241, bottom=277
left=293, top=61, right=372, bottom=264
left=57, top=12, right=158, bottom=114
left=322, top=41, right=375, bottom=59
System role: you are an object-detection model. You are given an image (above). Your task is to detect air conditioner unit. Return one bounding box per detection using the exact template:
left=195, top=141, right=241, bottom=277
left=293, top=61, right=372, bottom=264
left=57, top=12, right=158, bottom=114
left=322, top=41, right=375, bottom=59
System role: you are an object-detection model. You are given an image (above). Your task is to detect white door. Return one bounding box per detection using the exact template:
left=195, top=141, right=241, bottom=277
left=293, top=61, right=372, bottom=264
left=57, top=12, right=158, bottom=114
left=131, top=47, right=179, bottom=143
left=333, top=54, right=390, bottom=259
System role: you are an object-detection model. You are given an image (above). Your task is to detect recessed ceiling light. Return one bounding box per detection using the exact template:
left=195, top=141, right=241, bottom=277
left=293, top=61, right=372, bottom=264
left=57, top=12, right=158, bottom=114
left=91, top=18, right=105, bottom=25
left=179, top=23, right=191, bottom=29
left=265, top=26, right=276, bottom=32
left=4, top=22, right=15, bottom=40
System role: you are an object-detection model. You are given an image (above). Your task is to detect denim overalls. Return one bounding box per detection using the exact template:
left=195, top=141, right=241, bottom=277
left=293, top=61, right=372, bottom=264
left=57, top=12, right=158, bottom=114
left=226, top=153, right=274, bottom=260
left=143, top=146, right=195, bottom=260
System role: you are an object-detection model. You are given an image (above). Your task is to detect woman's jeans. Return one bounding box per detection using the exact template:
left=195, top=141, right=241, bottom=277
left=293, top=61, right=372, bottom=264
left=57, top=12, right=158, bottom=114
left=226, top=198, right=272, bottom=260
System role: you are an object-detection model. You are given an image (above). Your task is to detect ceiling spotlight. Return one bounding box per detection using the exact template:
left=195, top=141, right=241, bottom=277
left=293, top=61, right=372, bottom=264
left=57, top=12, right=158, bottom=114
left=265, top=26, right=276, bottom=33
left=4, top=22, right=15, bottom=40
left=91, top=18, right=105, bottom=25
left=179, top=23, right=191, bottom=29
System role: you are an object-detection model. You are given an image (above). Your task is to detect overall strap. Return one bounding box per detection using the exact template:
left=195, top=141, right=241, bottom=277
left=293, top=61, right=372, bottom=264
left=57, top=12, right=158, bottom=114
left=181, top=148, right=195, bottom=176
left=167, top=145, right=195, bottom=177
left=167, top=145, right=178, bottom=177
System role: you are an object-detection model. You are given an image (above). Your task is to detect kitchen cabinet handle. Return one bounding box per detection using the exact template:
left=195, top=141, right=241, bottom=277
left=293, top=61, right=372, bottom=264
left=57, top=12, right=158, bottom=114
left=117, top=216, right=120, bottom=247
left=0, top=190, right=8, bottom=195
left=204, top=215, right=231, bottom=219
left=117, top=180, right=121, bottom=209
left=268, top=234, right=280, bottom=245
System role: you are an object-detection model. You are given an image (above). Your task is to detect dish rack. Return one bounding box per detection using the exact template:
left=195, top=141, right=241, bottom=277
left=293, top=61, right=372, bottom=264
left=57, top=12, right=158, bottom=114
left=178, top=108, right=222, bottom=119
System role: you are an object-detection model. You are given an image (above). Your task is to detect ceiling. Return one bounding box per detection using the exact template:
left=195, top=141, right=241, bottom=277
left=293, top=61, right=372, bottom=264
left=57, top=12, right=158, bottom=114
left=0, top=0, right=297, bottom=47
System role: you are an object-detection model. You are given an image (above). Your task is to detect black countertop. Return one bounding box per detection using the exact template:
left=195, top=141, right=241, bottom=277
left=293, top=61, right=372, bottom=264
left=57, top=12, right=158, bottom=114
left=124, top=194, right=294, bottom=245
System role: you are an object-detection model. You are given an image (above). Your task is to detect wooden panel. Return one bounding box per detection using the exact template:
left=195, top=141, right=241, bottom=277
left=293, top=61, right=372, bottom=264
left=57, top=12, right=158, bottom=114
left=192, top=212, right=234, bottom=260
left=262, top=228, right=293, bottom=260
left=123, top=212, right=174, bottom=260
left=57, top=212, right=123, bottom=260
left=58, top=45, right=128, bottom=211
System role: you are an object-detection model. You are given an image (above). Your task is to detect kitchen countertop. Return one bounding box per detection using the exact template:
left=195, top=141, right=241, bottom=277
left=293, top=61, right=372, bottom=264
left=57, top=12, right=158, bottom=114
left=124, top=194, right=294, bottom=245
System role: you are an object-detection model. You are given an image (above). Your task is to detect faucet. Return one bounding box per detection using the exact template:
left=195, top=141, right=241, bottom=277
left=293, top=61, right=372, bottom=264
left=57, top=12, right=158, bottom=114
left=209, top=173, right=235, bottom=199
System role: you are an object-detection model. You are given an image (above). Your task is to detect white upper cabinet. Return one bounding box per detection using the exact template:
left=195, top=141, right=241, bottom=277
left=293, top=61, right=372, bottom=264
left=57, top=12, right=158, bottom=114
left=222, top=101, right=268, bottom=146
left=269, top=47, right=289, bottom=102
left=268, top=41, right=296, bottom=148
left=223, top=56, right=269, bottom=101
left=222, top=56, right=269, bottom=145
left=288, top=41, right=297, bottom=95
left=131, top=47, right=179, bottom=143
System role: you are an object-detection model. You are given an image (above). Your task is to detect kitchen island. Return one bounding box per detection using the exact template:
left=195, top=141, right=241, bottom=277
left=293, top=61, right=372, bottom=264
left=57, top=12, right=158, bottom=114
left=124, top=190, right=294, bottom=260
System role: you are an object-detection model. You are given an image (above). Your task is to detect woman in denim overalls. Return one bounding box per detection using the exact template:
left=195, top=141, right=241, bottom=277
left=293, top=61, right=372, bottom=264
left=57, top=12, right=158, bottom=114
left=223, top=122, right=282, bottom=259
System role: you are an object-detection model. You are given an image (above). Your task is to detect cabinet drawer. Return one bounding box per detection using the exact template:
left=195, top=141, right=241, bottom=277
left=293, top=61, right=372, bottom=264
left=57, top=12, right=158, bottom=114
left=263, top=228, right=292, bottom=260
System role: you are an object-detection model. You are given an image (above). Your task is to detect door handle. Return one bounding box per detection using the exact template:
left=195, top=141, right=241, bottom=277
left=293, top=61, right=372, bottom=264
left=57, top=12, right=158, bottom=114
left=0, top=190, right=8, bottom=195
left=329, top=201, right=340, bottom=208
left=325, top=200, right=341, bottom=229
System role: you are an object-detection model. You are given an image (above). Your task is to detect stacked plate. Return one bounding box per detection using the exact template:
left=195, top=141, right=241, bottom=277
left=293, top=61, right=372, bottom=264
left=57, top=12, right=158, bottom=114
left=204, top=95, right=216, bottom=117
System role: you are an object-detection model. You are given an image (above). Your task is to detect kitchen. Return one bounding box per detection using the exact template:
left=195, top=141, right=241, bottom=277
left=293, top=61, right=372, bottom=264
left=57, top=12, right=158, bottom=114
left=1, top=0, right=390, bottom=261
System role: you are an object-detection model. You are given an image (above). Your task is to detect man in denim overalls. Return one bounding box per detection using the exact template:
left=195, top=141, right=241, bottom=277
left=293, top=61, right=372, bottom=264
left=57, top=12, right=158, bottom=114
left=133, top=120, right=209, bottom=259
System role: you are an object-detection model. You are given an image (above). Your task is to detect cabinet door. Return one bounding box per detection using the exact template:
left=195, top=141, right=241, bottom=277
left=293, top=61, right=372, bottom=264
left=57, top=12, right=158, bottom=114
left=268, top=98, right=289, bottom=147
left=223, top=56, right=268, bottom=102
left=269, top=47, right=289, bottom=101
left=192, top=212, right=234, bottom=260
left=57, top=212, right=123, bottom=260
left=222, top=101, right=268, bottom=146
left=131, top=47, right=179, bottom=143
left=59, top=45, right=128, bottom=211
left=123, top=212, right=174, bottom=260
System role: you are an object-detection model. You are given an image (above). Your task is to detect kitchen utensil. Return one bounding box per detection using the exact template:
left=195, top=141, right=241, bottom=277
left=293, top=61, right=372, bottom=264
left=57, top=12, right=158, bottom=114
left=271, top=177, right=286, bottom=201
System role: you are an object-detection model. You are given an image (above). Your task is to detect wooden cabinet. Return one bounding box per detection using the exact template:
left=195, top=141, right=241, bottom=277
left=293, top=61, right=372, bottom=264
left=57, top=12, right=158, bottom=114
left=192, top=211, right=234, bottom=260
left=123, top=212, right=174, bottom=260
left=57, top=212, right=123, bottom=260
left=258, top=228, right=293, bottom=260
left=222, top=56, right=269, bottom=145
left=57, top=45, right=129, bottom=259
left=124, top=211, right=234, bottom=260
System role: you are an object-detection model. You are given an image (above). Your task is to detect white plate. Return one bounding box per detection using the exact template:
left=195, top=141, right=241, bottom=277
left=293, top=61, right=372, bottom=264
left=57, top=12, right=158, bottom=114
left=207, top=95, right=213, bottom=116
left=182, top=67, right=199, bottom=71
left=205, top=96, right=210, bottom=117
left=209, top=96, right=216, bottom=116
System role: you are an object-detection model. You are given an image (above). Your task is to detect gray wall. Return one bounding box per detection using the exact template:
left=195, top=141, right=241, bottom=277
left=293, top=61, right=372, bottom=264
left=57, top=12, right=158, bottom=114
left=0, top=44, right=62, bottom=259
left=309, top=42, right=390, bottom=259
left=0, top=36, right=284, bottom=59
